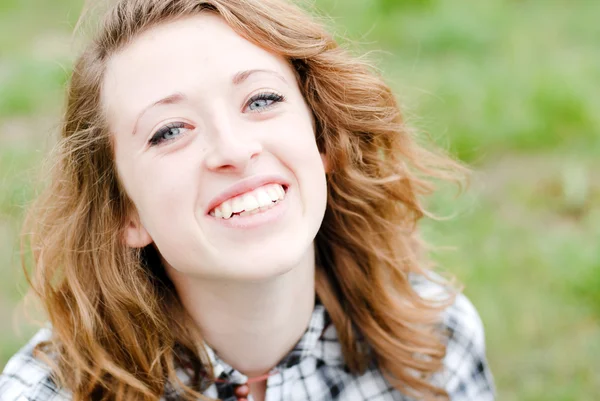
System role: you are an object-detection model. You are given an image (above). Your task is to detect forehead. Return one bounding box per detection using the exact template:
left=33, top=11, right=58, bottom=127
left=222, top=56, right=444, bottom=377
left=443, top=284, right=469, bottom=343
left=102, top=13, right=292, bottom=120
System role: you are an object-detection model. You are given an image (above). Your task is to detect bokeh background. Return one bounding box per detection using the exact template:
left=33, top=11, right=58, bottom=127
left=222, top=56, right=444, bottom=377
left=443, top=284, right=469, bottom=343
left=1, top=0, right=598, bottom=399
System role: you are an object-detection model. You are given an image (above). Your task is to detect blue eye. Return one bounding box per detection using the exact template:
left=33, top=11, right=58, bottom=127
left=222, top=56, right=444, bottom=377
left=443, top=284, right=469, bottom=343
left=246, top=92, right=285, bottom=112
left=149, top=122, right=191, bottom=146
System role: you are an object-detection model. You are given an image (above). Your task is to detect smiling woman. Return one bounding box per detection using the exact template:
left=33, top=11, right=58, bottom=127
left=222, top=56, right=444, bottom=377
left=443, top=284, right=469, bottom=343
left=107, top=14, right=328, bottom=284
left=0, top=1, right=494, bottom=401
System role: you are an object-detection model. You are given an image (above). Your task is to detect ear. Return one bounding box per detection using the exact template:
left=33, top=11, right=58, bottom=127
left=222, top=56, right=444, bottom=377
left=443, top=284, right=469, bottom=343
left=320, top=153, right=331, bottom=173
left=124, top=211, right=153, bottom=248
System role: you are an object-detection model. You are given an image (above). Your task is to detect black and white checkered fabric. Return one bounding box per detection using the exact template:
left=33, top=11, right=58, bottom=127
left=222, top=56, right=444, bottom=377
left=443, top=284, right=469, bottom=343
left=0, top=279, right=495, bottom=400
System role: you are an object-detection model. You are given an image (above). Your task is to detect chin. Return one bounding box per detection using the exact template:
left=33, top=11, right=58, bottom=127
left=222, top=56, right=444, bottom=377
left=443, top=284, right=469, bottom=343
left=233, top=266, right=293, bottom=282
left=229, top=255, right=302, bottom=282
left=214, top=244, right=311, bottom=281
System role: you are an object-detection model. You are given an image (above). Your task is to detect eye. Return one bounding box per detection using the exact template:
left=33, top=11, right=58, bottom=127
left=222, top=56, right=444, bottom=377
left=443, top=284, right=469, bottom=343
left=148, top=122, right=192, bottom=146
left=245, top=92, right=285, bottom=113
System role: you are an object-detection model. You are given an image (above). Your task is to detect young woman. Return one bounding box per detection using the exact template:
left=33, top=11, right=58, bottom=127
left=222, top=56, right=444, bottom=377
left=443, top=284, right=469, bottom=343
left=0, top=0, right=495, bottom=400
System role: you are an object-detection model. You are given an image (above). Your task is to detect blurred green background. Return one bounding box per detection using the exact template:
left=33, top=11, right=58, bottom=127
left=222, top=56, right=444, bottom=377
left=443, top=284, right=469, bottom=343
left=0, top=0, right=598, bottom=399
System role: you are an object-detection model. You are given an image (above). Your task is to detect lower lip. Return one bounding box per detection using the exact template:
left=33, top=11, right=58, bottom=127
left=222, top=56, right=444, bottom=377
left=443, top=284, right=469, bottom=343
left=208, top=189, right=290, bottom=229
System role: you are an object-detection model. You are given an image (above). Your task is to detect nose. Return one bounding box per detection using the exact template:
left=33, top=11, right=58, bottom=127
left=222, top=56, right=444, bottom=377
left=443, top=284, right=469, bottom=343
left=203, top=119, right=262, bottom=172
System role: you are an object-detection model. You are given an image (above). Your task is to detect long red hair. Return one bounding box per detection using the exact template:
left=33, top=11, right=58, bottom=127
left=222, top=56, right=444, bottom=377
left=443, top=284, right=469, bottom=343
left=23, top=0, right=465, bottom=399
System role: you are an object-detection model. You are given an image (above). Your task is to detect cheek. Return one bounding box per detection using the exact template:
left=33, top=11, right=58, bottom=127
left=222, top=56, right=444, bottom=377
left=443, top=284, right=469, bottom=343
left=120, top=155, right=197, bottom=228
left=271, top=109, right=322, bottom=164
left=273, top=119, right=327, bottom=197
left=284, top=133, right=324, bottom=174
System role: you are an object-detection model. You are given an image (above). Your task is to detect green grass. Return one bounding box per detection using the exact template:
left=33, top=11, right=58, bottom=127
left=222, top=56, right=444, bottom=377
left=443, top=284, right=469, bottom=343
left=317, top=0, right=600, bottom=161
left=1, top=0, right=599, bottom=399
left=422, top=154, right=600, bottom=400
left=0, top=58, right=70, bottom=117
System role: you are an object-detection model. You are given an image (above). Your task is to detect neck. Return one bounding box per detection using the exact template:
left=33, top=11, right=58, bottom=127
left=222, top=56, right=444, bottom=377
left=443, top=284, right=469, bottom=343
left=167, top=248, right=316, bottom=377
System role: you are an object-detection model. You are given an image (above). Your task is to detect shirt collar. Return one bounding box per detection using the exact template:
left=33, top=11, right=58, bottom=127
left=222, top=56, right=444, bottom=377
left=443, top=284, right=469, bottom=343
left=204, top=301, right=332, bottom=384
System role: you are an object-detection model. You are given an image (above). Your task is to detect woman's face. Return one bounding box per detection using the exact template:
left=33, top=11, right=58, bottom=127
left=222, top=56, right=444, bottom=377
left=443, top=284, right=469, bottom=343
left=103, top=14, right=327, bottom=281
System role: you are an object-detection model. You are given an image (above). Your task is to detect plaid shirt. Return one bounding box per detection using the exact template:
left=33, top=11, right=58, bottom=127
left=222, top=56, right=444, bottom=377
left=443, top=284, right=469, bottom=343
left=0, top=279, right=495, bottom=400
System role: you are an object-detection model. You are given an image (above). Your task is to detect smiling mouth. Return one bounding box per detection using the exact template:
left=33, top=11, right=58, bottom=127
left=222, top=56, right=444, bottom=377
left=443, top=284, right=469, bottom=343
left=209, top=183, right=287, bottom=219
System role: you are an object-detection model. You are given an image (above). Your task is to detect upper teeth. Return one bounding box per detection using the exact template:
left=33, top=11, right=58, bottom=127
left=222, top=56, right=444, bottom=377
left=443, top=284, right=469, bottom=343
left=211, top=184, right=285, bottom=219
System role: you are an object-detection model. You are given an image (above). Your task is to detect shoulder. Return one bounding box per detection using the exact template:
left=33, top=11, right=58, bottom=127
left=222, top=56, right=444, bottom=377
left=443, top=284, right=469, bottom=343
left=0, top=328, right=71, bottom=401
left=411, top=275, right=496, bottom=400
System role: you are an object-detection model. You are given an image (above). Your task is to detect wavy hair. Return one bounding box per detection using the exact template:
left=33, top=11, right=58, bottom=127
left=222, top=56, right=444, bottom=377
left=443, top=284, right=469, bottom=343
left=23, top=0, right=465, bottom=399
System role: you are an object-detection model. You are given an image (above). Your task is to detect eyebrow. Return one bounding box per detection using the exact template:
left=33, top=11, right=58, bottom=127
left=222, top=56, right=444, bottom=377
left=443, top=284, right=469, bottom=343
left=232, top=69, right=288, bottom=85
left=132, top=92, right=187, bottom=136
left=131, top=69, right=287, bottom=136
